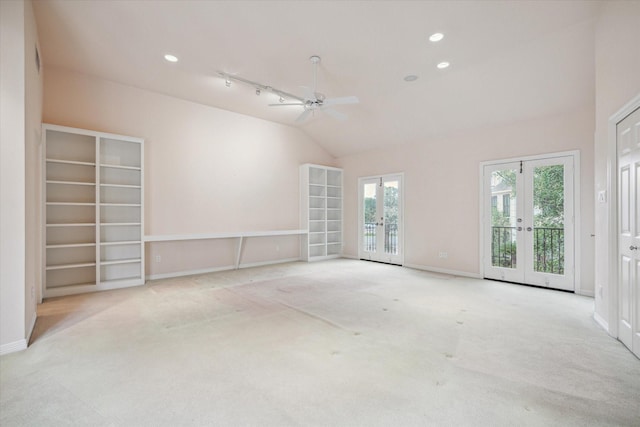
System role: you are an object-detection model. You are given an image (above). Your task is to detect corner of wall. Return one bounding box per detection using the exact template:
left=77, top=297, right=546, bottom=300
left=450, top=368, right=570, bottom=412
left=24, top=0, right=44, bottom=342
left=592, top=0, right=640, bottom=333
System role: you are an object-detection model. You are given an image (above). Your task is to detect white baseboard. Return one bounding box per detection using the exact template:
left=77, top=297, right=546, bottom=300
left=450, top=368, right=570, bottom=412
left=0, top=339, right=27, bottom=356
left=576, top=289, right=595, bottom=297
left=146, top=264, right=236, bottom=281
left=593, top=312, right=610, bottom=334
left=403, top=263, right=482, bottom=279
left=0, top=312, right=38, bottom=356
left=146, top=258, right=301, bottom=281
left=238, top=257, right=300, bottom=269
left=340, top=253, right=359, bottom=260
left=44, top=279, right=146, bottom=299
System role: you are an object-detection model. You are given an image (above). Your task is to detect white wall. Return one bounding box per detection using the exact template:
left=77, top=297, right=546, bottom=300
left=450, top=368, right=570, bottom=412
left=593, top=1, right=640, bottom=330
left=0, top=0, right=41, bottom=355
left=43, top=67, right=335, bottom=277
left=337, top=105, right=595, bottom=294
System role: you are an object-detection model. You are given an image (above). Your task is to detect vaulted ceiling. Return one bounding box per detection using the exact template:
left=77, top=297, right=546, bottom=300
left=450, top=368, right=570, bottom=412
left=33, top=0, right=599, bottom=158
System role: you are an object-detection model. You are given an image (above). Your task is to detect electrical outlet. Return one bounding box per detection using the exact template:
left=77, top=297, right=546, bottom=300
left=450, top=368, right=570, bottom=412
left=155, top=255, right=161, bottom=263
left=439, top=252, right=448, bottom=258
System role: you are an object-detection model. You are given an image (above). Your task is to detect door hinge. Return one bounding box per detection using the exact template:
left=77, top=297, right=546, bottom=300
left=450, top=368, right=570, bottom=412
left=520, top=161, right=523, bottom=174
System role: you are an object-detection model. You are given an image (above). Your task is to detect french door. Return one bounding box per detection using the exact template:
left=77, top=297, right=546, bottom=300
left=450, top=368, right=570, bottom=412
left=617, top=106, right=640, bottom=357
left=483, top=155, right=575, bottom=291
left=358, top=174, right=403, bottom=265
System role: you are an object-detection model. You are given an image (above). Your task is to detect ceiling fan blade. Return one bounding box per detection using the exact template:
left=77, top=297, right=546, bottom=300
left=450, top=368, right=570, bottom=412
left=295, top=109, right=312, bottom=123
left=268, top=103, right=305, bottom=106
left=322, top=108, right=347, bottom=121
left=323, top=96, right=359, bottom=106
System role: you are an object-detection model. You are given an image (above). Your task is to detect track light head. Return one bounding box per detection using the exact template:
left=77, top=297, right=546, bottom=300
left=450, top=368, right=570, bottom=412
left=256, top=88, right=261, bottom=96
left=225, top=78, right=231, bottom=88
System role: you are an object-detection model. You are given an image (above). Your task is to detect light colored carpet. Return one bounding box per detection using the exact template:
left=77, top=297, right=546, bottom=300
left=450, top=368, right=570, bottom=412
left=1, top=259, right=639, bottom=426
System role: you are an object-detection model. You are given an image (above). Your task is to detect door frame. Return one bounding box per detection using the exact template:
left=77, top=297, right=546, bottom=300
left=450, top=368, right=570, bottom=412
left=357, top=172, right=404, bottom=265
left=479, top=150, right=581, bottom=291
left=607, top=93, right=640, bottom=340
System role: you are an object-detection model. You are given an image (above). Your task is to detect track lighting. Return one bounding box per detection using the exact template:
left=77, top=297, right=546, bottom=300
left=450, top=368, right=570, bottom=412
left=216, top=56, right=357, bottom=123
left=217, top=70, right=303, bottom=107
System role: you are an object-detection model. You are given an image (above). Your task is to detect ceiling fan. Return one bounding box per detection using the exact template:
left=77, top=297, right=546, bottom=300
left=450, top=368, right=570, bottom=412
left=269, top=56, right=359, bottom=123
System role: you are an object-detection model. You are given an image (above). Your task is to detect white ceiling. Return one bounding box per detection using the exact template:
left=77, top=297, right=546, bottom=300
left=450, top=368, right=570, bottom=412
left=33, top=0, right=599, bottom=158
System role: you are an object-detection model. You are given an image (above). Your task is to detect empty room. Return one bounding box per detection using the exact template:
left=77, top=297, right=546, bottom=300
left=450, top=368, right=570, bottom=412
left=1, top=0, right=640, bottom=425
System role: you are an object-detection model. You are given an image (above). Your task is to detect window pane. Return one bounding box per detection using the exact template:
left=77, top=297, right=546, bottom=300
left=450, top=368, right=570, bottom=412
left=384, top=180, right=399, bottom=255
left=490, top=169, right=517, bottom=269
left=532, top=165, right=564, bottom=275
left=363, top=183, right=376, bottom=252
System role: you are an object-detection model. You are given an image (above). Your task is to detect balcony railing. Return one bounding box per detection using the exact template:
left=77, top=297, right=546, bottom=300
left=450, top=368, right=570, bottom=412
left=533, top=227, right=564, bottom=274
left=491, top=226, right=564, bottom=274
left=491, top=226, right=517, bottom=268
left=364, top=222, right=398, bottom=254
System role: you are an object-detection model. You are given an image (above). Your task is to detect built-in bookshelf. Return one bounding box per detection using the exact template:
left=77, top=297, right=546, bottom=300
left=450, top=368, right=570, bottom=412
left=300, top=164, right=343, bottom=261
left=43, top=124, right=144, bottom=297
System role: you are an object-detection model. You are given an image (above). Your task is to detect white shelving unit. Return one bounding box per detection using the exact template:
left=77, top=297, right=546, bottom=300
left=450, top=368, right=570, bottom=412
left=300, top=164, right=343, bottom=261
left=43, top=124, right=144, bottom=298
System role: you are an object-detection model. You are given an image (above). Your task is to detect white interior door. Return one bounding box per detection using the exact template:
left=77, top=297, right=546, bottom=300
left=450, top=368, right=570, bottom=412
left=617, top=107, right=640, bottom=358
left=359, top=174, right=403, bottom=265
left=483, top=155, right=575, bottom=291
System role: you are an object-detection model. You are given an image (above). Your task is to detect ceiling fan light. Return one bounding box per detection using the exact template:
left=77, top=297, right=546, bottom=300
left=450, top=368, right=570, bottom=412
left=437, top=61, right=450, bottom=69
left=429, top=33, right=444, bottom=42
left=164, top=54, right=178, bottom=62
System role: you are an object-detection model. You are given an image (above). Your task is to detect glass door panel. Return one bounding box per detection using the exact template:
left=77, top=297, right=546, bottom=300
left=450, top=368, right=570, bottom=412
left=363, top=180, right=377, bottom=254
left=490, top=167, right=518, bottom=270
left=359, top=175, right=403, bottom=265
left=532, top=164, right=565, bottom=274
left=384, top=179, right=399, bottom=256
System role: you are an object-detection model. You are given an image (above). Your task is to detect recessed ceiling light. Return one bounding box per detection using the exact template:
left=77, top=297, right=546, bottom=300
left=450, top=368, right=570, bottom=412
left=164, top=54, right=178, bottom=63
left=404, top=75, right=419, bottom=82
left=429, top=33, right=444, bottom=42
left=437, top=61, right=450, bottom=69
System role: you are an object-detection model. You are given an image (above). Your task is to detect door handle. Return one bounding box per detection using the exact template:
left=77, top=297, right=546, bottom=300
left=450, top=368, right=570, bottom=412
left=526, top=227, right=533, bottom=232
left=631, top=245, right=639, bottom=251
left=517, top=227, right=523, bottom=231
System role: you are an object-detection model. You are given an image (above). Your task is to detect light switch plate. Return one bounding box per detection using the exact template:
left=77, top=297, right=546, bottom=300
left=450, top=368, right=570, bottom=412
left=597, top=190, right=607, bottom=203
